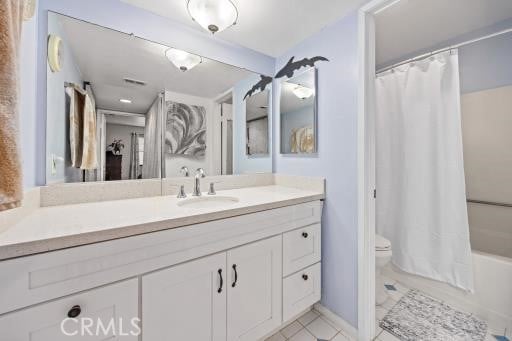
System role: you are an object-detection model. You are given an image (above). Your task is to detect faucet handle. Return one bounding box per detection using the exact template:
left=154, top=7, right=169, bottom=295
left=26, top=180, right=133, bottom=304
left=177, top=185, right=187, bottom=199
left=196, top=168, right=206, bottom=178
left=208, top=182, right=216, bottom=195
left=180, top=166, right=189, bottom=177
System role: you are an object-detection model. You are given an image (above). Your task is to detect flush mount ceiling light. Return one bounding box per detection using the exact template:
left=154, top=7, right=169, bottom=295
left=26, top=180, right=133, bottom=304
left=165, top=48, right=203, bottom=72
left=186, top=0, right=238, bottom=34
left=119, top=99, right=132, bottom=104
left=292, top=85, right=315, bottom=100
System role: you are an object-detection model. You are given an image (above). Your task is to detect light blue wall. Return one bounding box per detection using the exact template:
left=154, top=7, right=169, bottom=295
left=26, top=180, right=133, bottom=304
left=233, top=74, right=272, bottom=174
left=378, top=17, right=512, bottom=95
left=273, top=13, right=360, bottom=327
left=281, top=106, right=315, bottom=153
left=46, top=14, right=84, bottom=184
left=459, top=31, right=512, bottom=94
left=23, top=0, right=275, bottom=187
left=19, top=4, right=38, bottom=188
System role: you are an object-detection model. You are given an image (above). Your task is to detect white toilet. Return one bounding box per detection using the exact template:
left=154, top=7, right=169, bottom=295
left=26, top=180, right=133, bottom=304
left=375, top=234, right=392, bottom=305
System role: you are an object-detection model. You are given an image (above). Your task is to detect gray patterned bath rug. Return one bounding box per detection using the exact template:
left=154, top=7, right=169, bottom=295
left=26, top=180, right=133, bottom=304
left=380, top=289, right=488, bottom=341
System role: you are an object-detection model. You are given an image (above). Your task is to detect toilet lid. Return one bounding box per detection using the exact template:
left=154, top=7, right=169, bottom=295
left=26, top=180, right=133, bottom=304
left=375, top=234, right=391, bottom=251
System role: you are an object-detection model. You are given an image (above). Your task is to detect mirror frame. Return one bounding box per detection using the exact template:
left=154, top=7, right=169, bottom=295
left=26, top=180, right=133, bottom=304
left=279, top=67, right=318, bottom=155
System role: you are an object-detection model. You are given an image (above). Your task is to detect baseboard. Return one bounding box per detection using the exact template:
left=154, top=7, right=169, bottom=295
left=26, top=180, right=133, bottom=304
left=314, top=303, right=358, bottom=339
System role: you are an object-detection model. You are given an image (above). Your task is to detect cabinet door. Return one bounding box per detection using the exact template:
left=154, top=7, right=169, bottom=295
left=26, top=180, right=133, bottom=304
left=227, top=236, right=282, bottom=341
left=0, top=279, right=139, bottom=341
left=142, top=253, right=226, bottom=341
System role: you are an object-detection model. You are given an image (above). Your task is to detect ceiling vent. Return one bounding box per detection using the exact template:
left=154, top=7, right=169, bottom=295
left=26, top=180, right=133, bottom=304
left=123, top=78, right=147, bottom=86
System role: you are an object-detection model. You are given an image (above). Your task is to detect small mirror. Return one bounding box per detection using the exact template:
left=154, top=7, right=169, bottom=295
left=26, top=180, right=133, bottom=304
left=280, top=68, right=317, bottom=154
left=245, top=89, right=270, bottom=156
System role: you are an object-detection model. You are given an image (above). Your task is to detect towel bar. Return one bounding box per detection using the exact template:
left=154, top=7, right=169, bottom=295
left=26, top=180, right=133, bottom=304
left=466, top=199, right=512, bottom=208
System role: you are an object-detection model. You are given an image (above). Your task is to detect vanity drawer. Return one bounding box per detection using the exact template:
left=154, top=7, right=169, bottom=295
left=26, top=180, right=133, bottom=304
left=283, top=262, right=321, bottom=322
left=0, top=278, right=139, bottom=340
left=282, top=224, right=321, bottom=276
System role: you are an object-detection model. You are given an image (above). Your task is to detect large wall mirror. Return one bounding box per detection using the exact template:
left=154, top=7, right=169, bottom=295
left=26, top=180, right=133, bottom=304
left=45, top=12, right=273, bottom=184
left=279, top=68, right=317, bottom=154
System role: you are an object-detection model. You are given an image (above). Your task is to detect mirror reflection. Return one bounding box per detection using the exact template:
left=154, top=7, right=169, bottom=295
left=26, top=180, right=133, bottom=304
left=46, top=12, right=272, bottom=184
left=280, top=68, right=317, bottom=154
left=245, top=89, right=270, bottom=156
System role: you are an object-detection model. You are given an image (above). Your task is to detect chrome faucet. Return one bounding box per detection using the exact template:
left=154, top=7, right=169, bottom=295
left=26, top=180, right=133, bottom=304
left=193, top=168, right=206, bottom=196
left=180, top=166, right=189, bottom=177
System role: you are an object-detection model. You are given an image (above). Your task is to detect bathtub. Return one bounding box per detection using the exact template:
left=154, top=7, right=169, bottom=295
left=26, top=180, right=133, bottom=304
left=383, top=250, right=512, bottom=333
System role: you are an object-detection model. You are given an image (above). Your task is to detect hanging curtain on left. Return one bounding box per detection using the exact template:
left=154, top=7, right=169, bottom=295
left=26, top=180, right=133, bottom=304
left=65, top=84, right=98, bottom=172
left=129, top=133, right=141, bottom=179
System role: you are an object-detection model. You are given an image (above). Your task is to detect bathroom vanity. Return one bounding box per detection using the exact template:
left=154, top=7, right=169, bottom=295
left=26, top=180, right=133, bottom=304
left=0, top=178, right=324, bottom=340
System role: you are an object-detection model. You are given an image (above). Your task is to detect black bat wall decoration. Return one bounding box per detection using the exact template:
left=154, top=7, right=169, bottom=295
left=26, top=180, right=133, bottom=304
left=275, top=56, right=329, bottom=79
left=243, top=75, right=273, bottom=100
left=243, top=56, right=328, bottom=100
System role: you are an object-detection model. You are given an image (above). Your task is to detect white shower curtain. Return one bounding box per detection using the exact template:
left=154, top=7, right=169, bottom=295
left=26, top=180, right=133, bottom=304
left=376, top=50, right=474, bottom=291
left=142, top=94, right=163, bottom=179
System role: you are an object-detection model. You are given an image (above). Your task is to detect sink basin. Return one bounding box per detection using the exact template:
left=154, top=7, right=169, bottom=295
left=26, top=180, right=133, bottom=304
left=177, top=196, right=239, bottom=209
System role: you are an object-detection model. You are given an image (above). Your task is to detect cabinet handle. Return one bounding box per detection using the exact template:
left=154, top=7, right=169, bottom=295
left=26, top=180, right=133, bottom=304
left=302, top=232, right=308, bottom=238
left=232, top=264, right=238, bottom=287
left=302, top=274, right=309, bottom=281
left=67, top=305, right=81, bottom=318
left=218, top=269, right=223, bottom=293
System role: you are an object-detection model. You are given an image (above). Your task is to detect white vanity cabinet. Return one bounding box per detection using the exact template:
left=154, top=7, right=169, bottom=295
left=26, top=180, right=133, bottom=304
left=0, top=200, right=323, bottom=340
left=0, top=279, right=139, bottom=341
left=226, top=236, right=282, bottom=341
left=142, top=236, right=282, bottom=341
left=142, top=253, right=227, bottom=341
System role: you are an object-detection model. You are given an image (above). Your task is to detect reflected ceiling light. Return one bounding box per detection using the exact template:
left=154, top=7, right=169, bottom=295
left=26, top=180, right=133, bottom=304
left=119, top=99, right=132, bottom=104
left=292, top=85, right=315, bottom=100
left=165, top=48, right=203, bottom=72
left=186, top=0, right=238, bottom=34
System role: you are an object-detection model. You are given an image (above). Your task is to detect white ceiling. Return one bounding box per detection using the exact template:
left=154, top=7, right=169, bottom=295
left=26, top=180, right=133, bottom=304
left=375, top=0, right=512, bottom=66
left=55, top=13, right=254, bottom=113
left=121, top=0, right=367, bottom=57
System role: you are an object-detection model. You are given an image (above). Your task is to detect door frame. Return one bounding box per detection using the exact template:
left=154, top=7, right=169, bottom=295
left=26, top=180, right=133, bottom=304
left=357, top=0, right=401, bottom=340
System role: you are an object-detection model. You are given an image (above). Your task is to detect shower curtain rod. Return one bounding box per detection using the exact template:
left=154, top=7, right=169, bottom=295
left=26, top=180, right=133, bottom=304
left=376, top=27, right=512, bottom=74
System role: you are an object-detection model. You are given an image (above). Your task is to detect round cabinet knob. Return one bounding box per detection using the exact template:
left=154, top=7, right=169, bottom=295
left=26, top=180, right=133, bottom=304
left=67, top=305, right=81, bottom=318
left=302, top=274, right=309, bottom=281
left=302, top=232, right=308, bottom=238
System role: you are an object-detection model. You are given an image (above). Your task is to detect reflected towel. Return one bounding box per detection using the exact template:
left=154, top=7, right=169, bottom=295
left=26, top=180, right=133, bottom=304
left=0, top=0, right=25, bottom=211
left=66, top=84, right=98, bottom=170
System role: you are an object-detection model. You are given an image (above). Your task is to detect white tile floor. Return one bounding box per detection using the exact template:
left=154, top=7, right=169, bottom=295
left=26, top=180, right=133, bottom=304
left=265, top=308, right=355, bottom=341
left=266, top=278, right=510, bottom=341
left=373, top=276, right=510, bottom=341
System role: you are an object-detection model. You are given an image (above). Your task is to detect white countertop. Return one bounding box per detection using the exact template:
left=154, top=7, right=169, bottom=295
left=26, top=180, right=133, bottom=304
left=0, top=185, right=324, bottom=260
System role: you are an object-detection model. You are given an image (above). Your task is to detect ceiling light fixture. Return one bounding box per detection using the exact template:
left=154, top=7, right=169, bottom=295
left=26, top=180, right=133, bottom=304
left=119, top=99, right=132, bottom=104
left=292, top=85, right=315, bottom=100
left=186, top=0, right=238, bottom=34
left=165, top=48, right=203, bottom=72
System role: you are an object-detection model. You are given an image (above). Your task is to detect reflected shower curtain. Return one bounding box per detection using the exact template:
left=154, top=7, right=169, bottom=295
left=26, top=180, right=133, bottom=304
left=376, top=50, right=474, bottom=291
left=129, top=133, right=140, bottom=179
left=142, top=94, right=163, bottom=179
